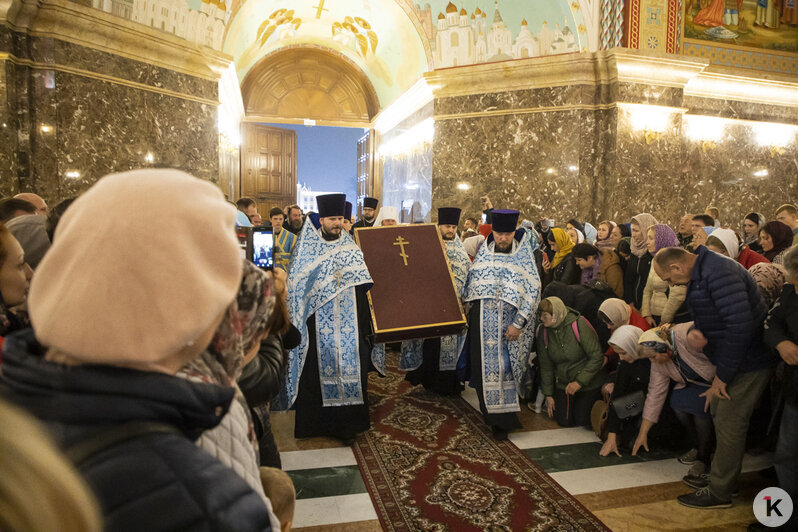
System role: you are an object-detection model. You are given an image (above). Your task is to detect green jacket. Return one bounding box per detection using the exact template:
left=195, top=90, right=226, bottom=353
left=537, top=309, right=605, bottom=396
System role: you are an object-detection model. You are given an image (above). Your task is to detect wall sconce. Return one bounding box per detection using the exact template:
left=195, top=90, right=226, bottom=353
left=619, top=103, right=686, bottom=145
left=40, top=124, right=53, bottom=133
left=65, top=170, right=80, bottom=179
left=144, top=152, right=155, bottom=164
left=456, top=182, right=470, bottom=191
left=753, top=122, right=796, bottom=157
left=683, top=115, right=727, bottom=152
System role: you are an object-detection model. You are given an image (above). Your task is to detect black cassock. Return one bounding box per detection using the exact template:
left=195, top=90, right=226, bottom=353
left=466, top=301, right=522, bottom=433
left=293, top=285, right=375, bottom=441
left=405, top=339, right=463, bottom=396
left=350, top=218, right=375, bottom=234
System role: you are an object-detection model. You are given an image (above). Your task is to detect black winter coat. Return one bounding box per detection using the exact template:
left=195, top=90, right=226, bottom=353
left=0, top=330, right=273, bottom=532
left=545, top=253, right=581, bottom=287
left=623, top=251, right=652, bottom=310
left=764, top=284, right=798, bottom=406
left=687, top=246, right=775, bottom=383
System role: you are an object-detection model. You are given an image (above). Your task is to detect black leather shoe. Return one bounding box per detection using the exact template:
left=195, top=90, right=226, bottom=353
left=677, top=487, right=732, bottom=509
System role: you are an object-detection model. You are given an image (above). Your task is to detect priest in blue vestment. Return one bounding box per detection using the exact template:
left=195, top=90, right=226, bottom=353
left=462, top=209, right=541, bottom=440
left=276, top=193, right=377, bottom=445
left=403, top=207, right=470, bottom=395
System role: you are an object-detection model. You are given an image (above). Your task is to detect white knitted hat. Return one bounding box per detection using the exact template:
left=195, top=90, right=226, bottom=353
left=28, top=169, right=242, bottom=364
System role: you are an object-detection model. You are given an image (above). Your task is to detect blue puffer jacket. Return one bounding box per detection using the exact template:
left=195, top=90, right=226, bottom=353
left=0, top=330, right=273, bottom=532
left=686, top=246, right=776, bottom=383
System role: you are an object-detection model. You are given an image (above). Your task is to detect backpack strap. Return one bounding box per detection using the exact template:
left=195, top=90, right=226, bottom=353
left=66, top=421, right=181, bottom=467
left=571, top=321, right=581, bottom=343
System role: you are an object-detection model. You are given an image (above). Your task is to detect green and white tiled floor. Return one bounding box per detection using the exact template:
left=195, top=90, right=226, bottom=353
left=279, top=386, right=774, bottom=531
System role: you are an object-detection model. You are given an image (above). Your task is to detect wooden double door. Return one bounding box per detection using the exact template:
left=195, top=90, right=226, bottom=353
left=241, top=123, right=297, bottom=218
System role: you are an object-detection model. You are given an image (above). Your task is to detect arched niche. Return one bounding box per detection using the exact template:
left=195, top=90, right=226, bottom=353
left=240, top=47, right=381, bottom=126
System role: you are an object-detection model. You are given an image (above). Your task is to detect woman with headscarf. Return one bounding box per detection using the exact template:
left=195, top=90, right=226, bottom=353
left=748, top=262, right=787, bottom=309
left=623, top=213, right=657, bottom=311
left=597, top=297, right=651, bottom=371
left=641, top=224, right=688, bottom=326
left=760, top=221, right=794, bottom=265
left=633, top=324, right=716, bottom=488
left=542, top=228, right=580, bottom=287
left=537, top=296, right=605, bottom=427
left=178, top=260, right=283, bottom=529
left=567, top=227, right=585, bottom=245
left=595, top=220, right=618, bottom=251
left=705, top=228, right=768, bottom=269
left=599, top=326, right=651, bottom=457
left=742, top=212, right=767, bottom=254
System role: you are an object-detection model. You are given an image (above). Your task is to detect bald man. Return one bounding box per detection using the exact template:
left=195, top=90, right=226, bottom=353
left=14, top=193, right=48, bottom=215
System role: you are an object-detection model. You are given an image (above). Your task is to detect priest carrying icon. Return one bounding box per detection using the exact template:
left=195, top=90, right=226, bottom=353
left=461, top=209, right=541, bottom=440
left=276, top=193, right=378, bottom=445
left=403, top=207, right=471, bottom=395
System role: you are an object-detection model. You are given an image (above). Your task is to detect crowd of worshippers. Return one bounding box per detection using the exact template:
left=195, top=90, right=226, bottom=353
left=0, top=173, right=797, bottom=531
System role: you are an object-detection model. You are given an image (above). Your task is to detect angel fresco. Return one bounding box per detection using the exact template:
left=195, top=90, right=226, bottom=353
left=332, top=16, right=379, bottom=58
left=256, top=9, right=302, bottom=46
left=685, top=0, right=798, bottom=52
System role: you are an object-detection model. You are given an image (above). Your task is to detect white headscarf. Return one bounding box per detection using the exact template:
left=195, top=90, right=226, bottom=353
left=608, top=325, right=644, bottom=360
left=375, top=206, right=400, bottom=226
left=711, top=228, right=740, bottom=260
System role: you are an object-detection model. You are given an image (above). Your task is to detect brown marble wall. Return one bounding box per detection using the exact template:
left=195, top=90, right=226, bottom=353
left=430, top=79, right=798, bottom=231
left=0, top=26, right=220, bottom=204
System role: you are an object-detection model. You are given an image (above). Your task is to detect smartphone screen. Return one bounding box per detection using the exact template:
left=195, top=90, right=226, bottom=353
left=235, top=226, right=252, bottom=261
left=481, top=213, right=487, bottom=224
left=252, top=227, right=274, bottom=270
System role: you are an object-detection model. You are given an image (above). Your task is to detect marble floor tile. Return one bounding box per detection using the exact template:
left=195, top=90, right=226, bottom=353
left=525, top=441, right=681, bottom=472
left=287, top=465, right=365, bottom=500
left=293, top=520, right=382, bottom=532
left=510, top=426, right=600, bottom=450
left=272, top=410, right=345, bottom=451
left=280, top=447, right=357, bottom=471
left=550, top=459, right=697, bottom=494
left=292, top=494, right=378, bottom=528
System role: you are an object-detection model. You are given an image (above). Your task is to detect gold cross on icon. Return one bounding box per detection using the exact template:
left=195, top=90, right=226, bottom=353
left=313, top=0, right=328, bottom=18
left=393, top=236, right=410, bottom=266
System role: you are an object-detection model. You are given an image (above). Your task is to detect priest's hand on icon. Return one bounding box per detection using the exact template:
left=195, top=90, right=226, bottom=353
left=505, top=325, right=521, bottom=341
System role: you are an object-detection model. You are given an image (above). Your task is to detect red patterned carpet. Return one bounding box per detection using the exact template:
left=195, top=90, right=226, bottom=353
left=352, top=355, right=610, bottom=531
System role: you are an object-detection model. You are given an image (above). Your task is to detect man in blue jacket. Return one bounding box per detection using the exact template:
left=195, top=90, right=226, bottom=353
left=653, top=246, right=776, bottom=509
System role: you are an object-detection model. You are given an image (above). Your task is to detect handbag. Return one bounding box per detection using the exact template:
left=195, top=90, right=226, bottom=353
left=610, top=390, right=645, bottom=420
left=590, top=399, right=610, bottom=441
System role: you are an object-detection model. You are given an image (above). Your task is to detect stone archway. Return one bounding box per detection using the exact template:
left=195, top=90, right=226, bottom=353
left=240, top=46, right=381, bottom=126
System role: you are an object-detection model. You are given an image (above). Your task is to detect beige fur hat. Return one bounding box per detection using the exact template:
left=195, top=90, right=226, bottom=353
left=28, top=169, right=242, bottom=364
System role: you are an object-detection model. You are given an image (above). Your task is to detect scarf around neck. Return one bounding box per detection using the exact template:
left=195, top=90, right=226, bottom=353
left=630, top=213, right=657, bottom=258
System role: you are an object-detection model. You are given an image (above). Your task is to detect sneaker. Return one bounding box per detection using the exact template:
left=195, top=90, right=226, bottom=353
left=677, top=487, right=733, bottom=509
left=527, top=401, right=542, bottom=414
left=682, top=462, right=708, bottom=489
left=678, top=448, right=699, bottom=465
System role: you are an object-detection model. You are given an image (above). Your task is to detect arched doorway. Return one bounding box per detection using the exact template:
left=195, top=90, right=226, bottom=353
left=238, top=47, right=381, bottom=217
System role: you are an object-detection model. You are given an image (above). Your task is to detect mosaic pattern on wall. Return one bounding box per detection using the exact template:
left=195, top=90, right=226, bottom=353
left=683, top=40, right=798, bottom=75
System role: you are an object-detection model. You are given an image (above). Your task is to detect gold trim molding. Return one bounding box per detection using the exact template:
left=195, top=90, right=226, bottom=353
left=1, top=0, right=232, bottom=81
left=0, top=51, right=218, bottom=105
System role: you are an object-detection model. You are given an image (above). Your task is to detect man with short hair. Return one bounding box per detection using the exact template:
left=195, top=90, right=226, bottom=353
left=352, top=197, right=378, bottom=231
left=652, top=246, right=776, bottom=509
left=269, top=207, right=296, bottom=272
left=285, top=205, right=303, bottom=235
left=463, top=209, right=541, bottom=440
left=775, top=203, right=798, bottom=245
left=677, top=214, right=694, bottom=248
left=14, top=193, right=48, bottom=216
left=0, top=198, right=37, bottom=223
left=690, top=214, right=716, bottom=250
left=276, top=194, right=376, bottom=445
left=236, top=197, right=258, bottom=221
left=462, top=216, right=478, bottom=239
left=403, top=207, right=470, bottom=396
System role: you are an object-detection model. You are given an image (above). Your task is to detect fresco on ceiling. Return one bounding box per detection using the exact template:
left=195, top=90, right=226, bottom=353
left=413, top=0, right=586, bottom=68
left=224, top=0, right=430, bottom=107
left=684, top=0, right=798, bottom=53
left=80, top=0, right=230, bottom=50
